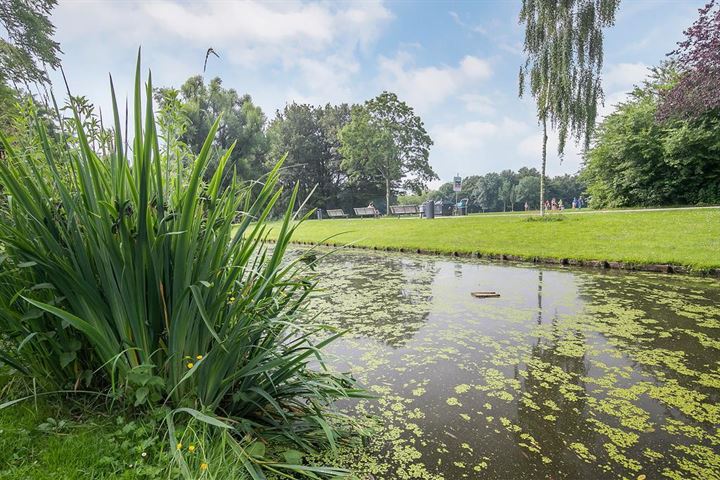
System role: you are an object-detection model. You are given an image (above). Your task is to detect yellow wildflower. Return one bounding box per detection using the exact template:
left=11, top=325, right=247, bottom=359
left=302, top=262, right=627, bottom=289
left=196, top=355, right=203, bottom=360
left=200, top=462, right=208, bottom=471
left=187, top=362, right=194, bottom=369
left=176, top=442, right=183, bottom=450
left=188, top=444, right=196, bottom=453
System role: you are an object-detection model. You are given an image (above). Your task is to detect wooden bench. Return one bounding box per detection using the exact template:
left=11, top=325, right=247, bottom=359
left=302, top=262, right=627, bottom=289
left=353, top=207, right=379, bottom=218
left=326, top=209, right=348, bottom=218
left=390, top=205, right=419, bottom=216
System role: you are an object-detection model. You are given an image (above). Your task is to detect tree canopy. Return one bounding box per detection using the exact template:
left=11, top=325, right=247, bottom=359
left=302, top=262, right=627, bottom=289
left=582, top=64, right=720, bottom=207
left=519, top=0, right=620, bottom=213
left=657, top=0, right=720, bottom=120
left=156, top=76, right=267, bottom=184
left=266, top=102, right=350, bottom=211
left=0, top=0, right=61, bottom=132
left=340, top=92, right=436, bottom=214
left=419, top=167, right=583, bottom=213
left=0, top=0, right=61, bottom=86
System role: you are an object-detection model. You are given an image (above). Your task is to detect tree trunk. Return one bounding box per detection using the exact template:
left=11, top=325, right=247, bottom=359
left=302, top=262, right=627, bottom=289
left=540, top=117, right=548, bottom=216
left=385, top=177, right=391, bottom=216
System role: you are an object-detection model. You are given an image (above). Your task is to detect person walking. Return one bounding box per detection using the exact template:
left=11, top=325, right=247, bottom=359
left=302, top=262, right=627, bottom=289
left=572, top=197, right=577, bottom=209
left=558, top=199, right=564, bottom=210
left=551, top=198, right=557, bottom=211
left=524, top=201, right=529, bottom=212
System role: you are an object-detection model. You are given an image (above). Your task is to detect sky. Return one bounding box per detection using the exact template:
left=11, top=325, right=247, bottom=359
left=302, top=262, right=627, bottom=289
left=48, top=0, right=701, bottom=187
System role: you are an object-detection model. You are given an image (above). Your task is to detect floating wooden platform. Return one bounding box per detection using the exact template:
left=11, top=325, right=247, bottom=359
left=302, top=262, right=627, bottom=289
left=471, top=291, right=500, bottom=298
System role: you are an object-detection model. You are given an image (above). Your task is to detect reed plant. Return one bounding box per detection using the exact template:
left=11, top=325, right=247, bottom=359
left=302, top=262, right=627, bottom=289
left=0, top=54, right=361, bottom=478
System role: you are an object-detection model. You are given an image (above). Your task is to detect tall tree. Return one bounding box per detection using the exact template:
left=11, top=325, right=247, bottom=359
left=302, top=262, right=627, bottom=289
left=657, top=0, right=720, bottom=120
left=519, top=0, right=620, bottom=214
left=266, top=102, right=350, bottom=211
left=0, top=0, right=61, bottom=132
left=516, top=175, right=541, bottom=208
left=156, top=76, right=267, bottom=185
left=0, top=0, right=61, bottom=86
left=340, top=92, right=436, bottom=215
left=583, top=65, right=720, bottom=207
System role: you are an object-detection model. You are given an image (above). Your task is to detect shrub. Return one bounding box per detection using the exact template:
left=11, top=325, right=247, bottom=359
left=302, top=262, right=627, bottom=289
left=0, top=55, right=361, bottom=478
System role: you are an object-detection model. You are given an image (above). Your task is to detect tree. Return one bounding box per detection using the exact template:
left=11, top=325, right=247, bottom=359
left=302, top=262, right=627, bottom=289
left=471, top=177, right=490, bottom=213
left=340, top=92, right=436, bottom=215
left=519, top=0, right=620, bottom=214
left=0, top=0, right=61, bottom=86
left=657, top=0, right=720, bottom=120
left=516, top=175, right=541, bottom=208
left=156, top=76, right=267, bottom=185
left=0, top=0, right=61, bottom=132
left=499, top=179, right=513, bottom=212
left=546, top=173, right=585, bottom=204
left=582, top=66, right=720, bottom=207
left=267, top=103, right=350, bottom=211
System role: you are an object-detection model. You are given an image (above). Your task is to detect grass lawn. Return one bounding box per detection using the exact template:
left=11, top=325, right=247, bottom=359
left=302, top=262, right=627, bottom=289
left=273, top=207, right=720, bottom=271
left=0, top=400, right=152, bottom=479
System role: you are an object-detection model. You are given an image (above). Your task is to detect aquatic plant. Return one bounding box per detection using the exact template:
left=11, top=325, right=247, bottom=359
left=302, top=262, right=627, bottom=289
left=0, top=54, right=361, bottom=478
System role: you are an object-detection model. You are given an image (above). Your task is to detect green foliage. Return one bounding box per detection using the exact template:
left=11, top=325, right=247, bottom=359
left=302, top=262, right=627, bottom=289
left=272, top=208, right=720, bottom=271
left=516, top=175, right=541, bottom=207
left=0, top=0, right=61, bottom=132
left=267, top=102, right=350, bottom=212
left=0, top=0, right=61, bottom=85
left=0, top=56, right=361, bottom=478
left=396, top=193, right=427, bottom=205
left=426, top=168, right=581, bottom=213
left=519, top=0, right=620, bottom=213
left=583, top=66, right=720, bottom=208
left=340, top=92, right=436, bottom=215
left=525, top=214, right=565, bottom=222
left=155, top=76, right=268, bottom=185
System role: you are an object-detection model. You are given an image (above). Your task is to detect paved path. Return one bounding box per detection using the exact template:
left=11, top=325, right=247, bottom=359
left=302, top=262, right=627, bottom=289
left=429, top=205, right=720, bottom=219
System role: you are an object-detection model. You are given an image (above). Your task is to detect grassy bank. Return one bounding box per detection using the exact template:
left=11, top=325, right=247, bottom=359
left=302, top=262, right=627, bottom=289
left=274, top=208, right=720, bottom=271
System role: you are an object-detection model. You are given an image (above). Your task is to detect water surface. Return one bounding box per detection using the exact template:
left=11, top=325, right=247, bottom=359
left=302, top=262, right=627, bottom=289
left=303, top=249, right=720, bottom=479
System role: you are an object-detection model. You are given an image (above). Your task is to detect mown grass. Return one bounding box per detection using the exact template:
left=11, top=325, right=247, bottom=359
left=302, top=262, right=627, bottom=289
left=272, top=208, right=720, bottom=271
left=0, top=400, right=151, bottom=479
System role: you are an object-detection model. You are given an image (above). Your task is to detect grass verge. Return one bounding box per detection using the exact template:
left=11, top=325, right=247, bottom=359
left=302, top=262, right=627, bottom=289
left=271, top=208, right=720, bottom=272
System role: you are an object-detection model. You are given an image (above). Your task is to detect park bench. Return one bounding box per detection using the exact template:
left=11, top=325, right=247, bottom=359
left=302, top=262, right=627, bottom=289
left=390, top=205, right=419, bottom=217
left=353, top=207, right=379, bottom=218
left=326, top=209, right=348, bottom=218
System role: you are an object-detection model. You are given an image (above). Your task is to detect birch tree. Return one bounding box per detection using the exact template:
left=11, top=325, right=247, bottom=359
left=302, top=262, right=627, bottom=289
left=519, top=0, right=620, bottom=214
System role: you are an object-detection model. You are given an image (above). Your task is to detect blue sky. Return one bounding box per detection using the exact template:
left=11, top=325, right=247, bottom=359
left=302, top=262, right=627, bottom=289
left=49, top=0, right=701, bottom=187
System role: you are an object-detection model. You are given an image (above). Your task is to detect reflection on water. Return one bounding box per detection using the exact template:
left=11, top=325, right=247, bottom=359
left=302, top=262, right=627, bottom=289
left=304, top=249, right=720, bottom=479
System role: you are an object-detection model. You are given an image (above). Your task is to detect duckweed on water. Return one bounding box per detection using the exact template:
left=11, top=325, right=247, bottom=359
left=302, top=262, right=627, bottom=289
left=301, top=249, right=720, bottom=479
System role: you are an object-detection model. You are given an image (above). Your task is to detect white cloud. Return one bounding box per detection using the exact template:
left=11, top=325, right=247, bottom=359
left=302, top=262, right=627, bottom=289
left=433, top=117, right=529, bottom=158
left=377, top=52, right=493, bottom=112
left=282, top=54, right=362, bottom=107
left=433, top=121, right=499, bottom=153
left=597, top=63, right=649, bottom=118
left=517, top=131, right=584, bottom=175
left=449, top=11, right=466, bottom=28
left=603, top=62, right=649, bottom=91
left=459, top=94, right=496, bottom=115
left=143, top=2, right=333, bottom=46
left=49, top=0, right=393, bottom=122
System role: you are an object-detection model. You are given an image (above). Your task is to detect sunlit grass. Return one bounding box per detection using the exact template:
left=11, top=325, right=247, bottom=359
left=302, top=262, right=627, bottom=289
left=268, top=208, right=720, bottom=271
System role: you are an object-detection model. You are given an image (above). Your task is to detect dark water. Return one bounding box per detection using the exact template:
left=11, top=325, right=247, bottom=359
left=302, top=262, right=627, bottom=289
left=303, top=249, right=720, bottom=480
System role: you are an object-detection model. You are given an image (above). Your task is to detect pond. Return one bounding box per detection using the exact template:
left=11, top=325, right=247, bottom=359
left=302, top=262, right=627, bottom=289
left=302, top=249, right=720, bottom=480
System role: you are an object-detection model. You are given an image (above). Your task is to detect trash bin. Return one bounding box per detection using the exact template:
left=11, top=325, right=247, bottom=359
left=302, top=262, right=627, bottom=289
left=424, top=201, right=435, bottom=219
left=316, top=209, right=323, bottom=220
left=436, top=201, right=453, bottom=216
